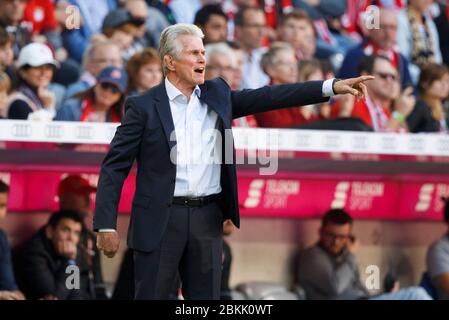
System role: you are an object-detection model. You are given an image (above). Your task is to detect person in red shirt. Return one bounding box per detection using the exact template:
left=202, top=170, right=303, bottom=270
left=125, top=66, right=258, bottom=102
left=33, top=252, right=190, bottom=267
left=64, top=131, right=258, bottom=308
left=23, top=0, right=58, bottom=35
left=350, top=54, right=414, bottom=132
left=255, top=42, right=311, bottom=128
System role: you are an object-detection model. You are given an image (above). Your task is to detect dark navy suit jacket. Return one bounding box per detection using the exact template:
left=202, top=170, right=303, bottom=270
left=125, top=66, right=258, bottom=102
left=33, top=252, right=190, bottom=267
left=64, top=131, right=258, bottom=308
left=93, top=78, right=328, bottom=252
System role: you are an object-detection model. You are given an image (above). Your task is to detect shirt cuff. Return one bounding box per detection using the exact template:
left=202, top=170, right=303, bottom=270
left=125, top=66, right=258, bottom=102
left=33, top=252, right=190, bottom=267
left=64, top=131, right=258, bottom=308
left=322, top=78, right=336, bottom=97
left=98, top=229, right=116, bottom=232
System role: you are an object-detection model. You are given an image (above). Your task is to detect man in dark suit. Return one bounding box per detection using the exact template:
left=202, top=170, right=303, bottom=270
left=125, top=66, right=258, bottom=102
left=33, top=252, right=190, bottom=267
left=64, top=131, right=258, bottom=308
left=94, top=23, right=372, bottom=300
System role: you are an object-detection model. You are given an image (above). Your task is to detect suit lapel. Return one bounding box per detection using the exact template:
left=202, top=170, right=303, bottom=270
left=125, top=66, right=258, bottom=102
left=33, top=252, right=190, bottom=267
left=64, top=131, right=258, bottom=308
left=154, top=82, right=177, bottom=150
left=199, top=82, right=229, bottom=128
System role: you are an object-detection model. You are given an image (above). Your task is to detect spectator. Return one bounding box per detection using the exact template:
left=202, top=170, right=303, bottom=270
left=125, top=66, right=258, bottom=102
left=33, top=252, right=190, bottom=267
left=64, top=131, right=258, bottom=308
left=234, top=5, right=269, bottom=89
left=123, top=0, right=155, bottom=51
left=298, top=59, right=331, bottom=121
left=127, top=0, right=171, bottom=48
left=338, top=7, right=413, bottom=89
left=0, top=26, right=15, bottom=86
left=426, top=197, right=449, bottom=300
left=0, top=0, right=32, bottom=57
left=14, top=210, right=93, bottom=300
left=407, top=63, right=449, bottom=133
left=0, top=180, right=25, bottom=300
left=0, top=72, right=11, bottom=119
left=23, top=0, right=65, bottom=56
left=7, top=42, right=58, bottom=121
left=277, top=9, right=316, bottom=61
left=222, top=0, right=258, bottom=41
left=433, top=0, right=449, bottom=67
left=297, top=208, right=432, bottom=300
left=126, top=47, right=162, bottom=95
left=205, top=42, right=235, bottom=84
left=227, top=41, right=258, bottom=127
left=194, top=4, right=228, bottom=44
left=65, top=41, right=122, bottom=99
left=254, top=42, right=306, bottom=128
left=349, top=54, right=415, bottom=132
left=226, top=41, right=245, bottom=90
left=57, top=175, right=107, bottom=299
left=102, top=9, right=138, bottom=61
left=56, top=66, right=127, bottom=122
left=397, top=0, right=443, bottom=84
left=62, top=0, right=118, bottom=63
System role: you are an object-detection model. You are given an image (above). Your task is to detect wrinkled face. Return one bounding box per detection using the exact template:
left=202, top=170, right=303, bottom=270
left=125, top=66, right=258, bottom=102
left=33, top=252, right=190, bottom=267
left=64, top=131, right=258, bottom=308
left=47, top=218, right=82, bottom=249
left=367, top=58, right=400, bottom=101
left=20, top=64, right=54, bottom=88
left=319, top=223, right=352, bottom=256
left=203, top=14, right=228, bottom=43
left=368, top=10, right=397, bottom=50
left=236, top=9, right=266, bottom=50
left=0, top=0, right=27, bottom=25
left=94, top=82, right=122, bottom=108
left=0, top=42, right=14, bottom=69
left=137, top=62, right=163, bottom=91
left=89, top=44, right=122, bottom=77
left=425, top=73, right=449, bottom=100
left=0, top=192, right=7, bottom=222
left=280, top=18, right=315, bottom=51
left=267, top=49, right=298, bottom=84
left=205, top=52, right=234, bottom=83
left=167, top=34, right=206, bottom=88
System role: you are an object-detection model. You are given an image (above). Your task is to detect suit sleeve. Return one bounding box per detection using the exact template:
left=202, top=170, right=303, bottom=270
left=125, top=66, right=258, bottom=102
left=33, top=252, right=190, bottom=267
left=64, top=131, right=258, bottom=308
left=230, top=80, right=328, bottom=119
left=93, top=98, right=146, bottom=231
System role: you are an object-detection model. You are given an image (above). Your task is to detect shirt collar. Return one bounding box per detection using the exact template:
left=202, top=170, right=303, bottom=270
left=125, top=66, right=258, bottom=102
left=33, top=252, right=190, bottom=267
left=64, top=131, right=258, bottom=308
left=165, top=77, right=201, bottom=101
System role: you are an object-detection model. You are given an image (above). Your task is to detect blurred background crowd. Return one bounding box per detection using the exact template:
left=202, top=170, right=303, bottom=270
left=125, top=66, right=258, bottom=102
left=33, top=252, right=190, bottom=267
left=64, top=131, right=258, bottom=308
left=0, top=0, right=447, bottom=133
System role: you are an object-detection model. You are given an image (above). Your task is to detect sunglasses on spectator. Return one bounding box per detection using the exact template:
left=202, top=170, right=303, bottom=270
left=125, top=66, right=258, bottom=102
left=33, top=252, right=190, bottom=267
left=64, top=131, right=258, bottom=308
left=100, top=82, right=121, bottom=94
left=374, top=71, right=398, bottom=82
left=130, top=17, right=147, bottom=27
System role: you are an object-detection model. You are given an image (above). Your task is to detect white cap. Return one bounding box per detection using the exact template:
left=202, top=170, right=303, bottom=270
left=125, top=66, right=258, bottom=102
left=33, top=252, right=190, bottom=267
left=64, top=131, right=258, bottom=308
left=17, top=43, right=59, bottom=69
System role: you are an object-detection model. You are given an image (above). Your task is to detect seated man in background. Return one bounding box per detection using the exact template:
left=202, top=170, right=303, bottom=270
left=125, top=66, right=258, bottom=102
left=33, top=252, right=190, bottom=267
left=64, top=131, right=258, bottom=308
left=344, top=54, right=415, bottom=132
left=297, top=208, right=432, bottom=300
left=57, top=175, right=107, bottom=299
left=426, top=197, right=449, bottom=299
left=0, top=180, right=25, bottom=300
left=14, top=210, right=94, bottom=300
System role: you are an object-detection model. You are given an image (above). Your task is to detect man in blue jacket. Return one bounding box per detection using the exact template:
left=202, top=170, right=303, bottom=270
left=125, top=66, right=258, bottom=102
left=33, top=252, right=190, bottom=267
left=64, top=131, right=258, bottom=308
left=94, top=23, right=373, bottom=300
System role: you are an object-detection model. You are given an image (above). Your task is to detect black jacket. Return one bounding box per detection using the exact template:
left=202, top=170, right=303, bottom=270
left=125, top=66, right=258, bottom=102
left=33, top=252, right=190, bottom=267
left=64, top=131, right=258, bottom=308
left=14, top=228, right=94, bottom=300
left=93, top=77, right=328, bottom=252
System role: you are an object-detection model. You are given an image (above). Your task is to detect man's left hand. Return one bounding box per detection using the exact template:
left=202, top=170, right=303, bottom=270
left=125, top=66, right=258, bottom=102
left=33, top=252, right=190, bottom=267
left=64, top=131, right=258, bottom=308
left=333, top=76, right=375, bottom=99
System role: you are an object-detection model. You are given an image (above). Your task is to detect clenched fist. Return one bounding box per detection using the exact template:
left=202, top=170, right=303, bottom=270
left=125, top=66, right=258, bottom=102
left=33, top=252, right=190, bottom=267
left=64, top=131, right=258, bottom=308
left=96, top=231, right=120, bottom=258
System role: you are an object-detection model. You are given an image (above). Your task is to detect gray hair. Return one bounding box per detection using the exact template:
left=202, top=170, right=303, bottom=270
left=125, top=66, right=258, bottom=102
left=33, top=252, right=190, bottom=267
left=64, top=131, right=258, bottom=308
left=205, top=42, right=236, bottom=68
left=159, top=23, right=204, bottom=76
left=260, top=42, right=295, bottom=74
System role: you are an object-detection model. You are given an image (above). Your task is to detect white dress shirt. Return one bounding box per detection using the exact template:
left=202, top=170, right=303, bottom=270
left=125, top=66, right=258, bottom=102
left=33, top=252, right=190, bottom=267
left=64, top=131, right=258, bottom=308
left=165, top=78, right=222, bottom=197
left=99, top=77, right=337, bottom=232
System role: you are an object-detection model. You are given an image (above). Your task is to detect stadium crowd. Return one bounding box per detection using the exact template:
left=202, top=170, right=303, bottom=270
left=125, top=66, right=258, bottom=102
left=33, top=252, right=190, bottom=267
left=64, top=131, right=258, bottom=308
left=0, top=0, right=447, bottom=132
left=1, top=0, right=449, bottom=300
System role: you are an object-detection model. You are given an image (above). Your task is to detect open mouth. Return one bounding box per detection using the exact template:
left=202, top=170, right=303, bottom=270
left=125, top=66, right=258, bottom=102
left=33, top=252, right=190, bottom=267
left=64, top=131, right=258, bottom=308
left=194, top=67, right=205, bottom=74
